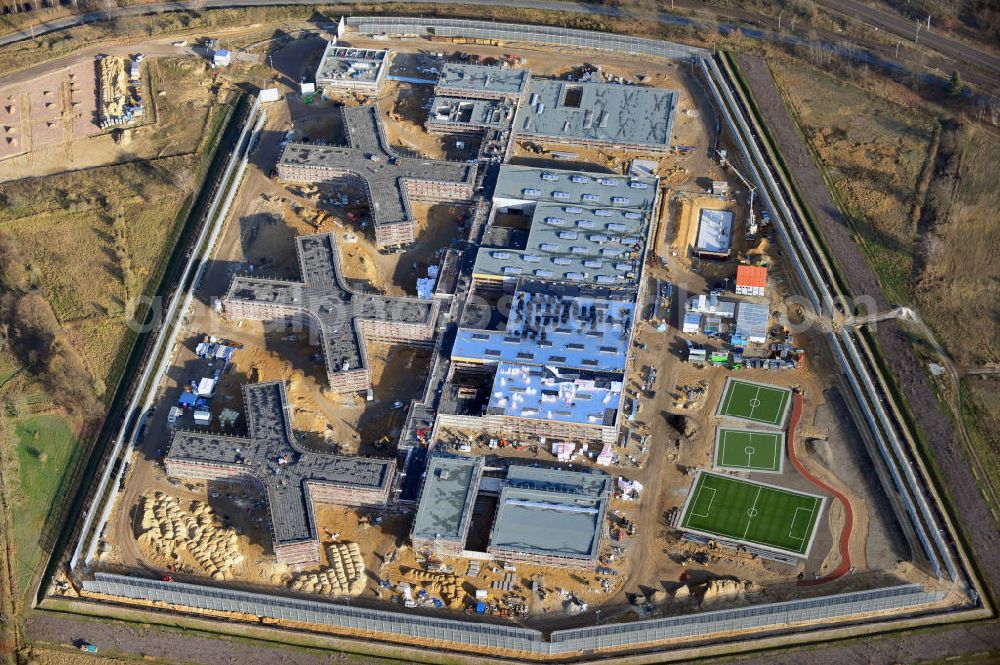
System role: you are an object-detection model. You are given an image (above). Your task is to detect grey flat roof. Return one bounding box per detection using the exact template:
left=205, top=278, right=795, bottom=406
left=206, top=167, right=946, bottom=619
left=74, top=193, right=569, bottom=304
left=452, top=281, right=634, bottom=372
left=410, top=454, right=484, bottom=543
left=427, top=96, right=516, bottom=130
left=734, top=302, right=769, bottom=343
left=315, top=43, right=389, bottom=86
left=166, top=382, right=393, bottom=546
left=489, top=465, right=611, bottom=560
left=493, top=164, right=658, bottom=210
left=436, top=63, right=530, bottom=96
left=515, top=80, right=677, bottom=149
left=696, top=208, right=734, bottom=254
left=224, top=233, right=435, bottom=381
left=474, top=201, right=648, bottom=286
left=279, top=105, right=475, bottom=235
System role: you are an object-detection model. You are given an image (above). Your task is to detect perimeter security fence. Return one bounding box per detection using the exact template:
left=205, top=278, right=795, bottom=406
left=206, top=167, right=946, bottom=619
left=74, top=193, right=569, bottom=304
left=82, top=574, right=945, bottom=656
left=345, top=16, right=710, bottom=60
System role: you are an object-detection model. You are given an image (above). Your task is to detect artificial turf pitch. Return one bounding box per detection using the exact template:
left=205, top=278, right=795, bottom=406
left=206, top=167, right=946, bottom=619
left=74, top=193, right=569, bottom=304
left=680, top=471, right=823, bottom=556
left=714, top=428, right=784, bottom=472
left=717, top=379, right=791, bottom=427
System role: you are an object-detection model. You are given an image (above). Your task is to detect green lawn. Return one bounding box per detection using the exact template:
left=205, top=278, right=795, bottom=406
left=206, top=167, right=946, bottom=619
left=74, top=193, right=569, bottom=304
left=680, top=471, right=823, bottom=556
left=716, top=378, right=791, bottom=427
left=714, top=428, right=784, bottom=473
left=10, top=414, right=79, bottom=601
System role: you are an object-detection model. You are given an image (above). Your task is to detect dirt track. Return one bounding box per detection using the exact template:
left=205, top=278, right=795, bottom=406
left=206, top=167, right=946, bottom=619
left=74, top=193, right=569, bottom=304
left=734, top=54, right=1000, bottom=599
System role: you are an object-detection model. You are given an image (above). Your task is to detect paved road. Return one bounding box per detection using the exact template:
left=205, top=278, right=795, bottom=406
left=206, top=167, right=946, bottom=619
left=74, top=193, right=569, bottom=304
left=816, top=0, right=1000, bottom=75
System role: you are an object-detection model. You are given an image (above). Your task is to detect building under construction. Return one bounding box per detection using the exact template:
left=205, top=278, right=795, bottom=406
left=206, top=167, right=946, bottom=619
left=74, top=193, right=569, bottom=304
left=409, top=454, right=485, bottom=557
left=314, top=42, right=390, bottom=95
left=514, top=79, right=677, bottom=154
left=432, top=63, right=677, bottom=153
left=486, top=465, right=611, bottom=569
left=438, top=283, right=637, bottom=447
left=223, top=233, right=438, bottom=394
left=164, top=382, right=395, bottom=565
left=409, top=454, right=612, bottom=569
left=277, top=105, right=476, bottom=247
left=474, top=165, right=658, bottom=289
left=434, top=62, right=531, bottom=100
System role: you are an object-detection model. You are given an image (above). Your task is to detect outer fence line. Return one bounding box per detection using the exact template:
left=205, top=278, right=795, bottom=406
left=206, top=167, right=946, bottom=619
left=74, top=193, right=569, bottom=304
left=82, top=573, right=945, bottom=655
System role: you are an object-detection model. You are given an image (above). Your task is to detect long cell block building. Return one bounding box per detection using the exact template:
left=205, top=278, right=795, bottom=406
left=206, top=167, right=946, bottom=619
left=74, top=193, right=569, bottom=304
left=164, top=382, right=394, bottom=564
left=277, top=105, right=476, bottom=247
left=223, top=232, right=438, bottom=394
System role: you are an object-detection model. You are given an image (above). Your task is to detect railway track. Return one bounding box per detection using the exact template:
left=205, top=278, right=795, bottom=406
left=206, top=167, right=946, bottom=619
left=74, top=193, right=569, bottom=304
left=699, top=52, right=966, bottom=589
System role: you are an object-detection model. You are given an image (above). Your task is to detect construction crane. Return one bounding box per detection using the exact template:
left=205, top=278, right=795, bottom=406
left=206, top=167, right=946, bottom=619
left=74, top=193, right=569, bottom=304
left=716, top=149, right=758, bottom=236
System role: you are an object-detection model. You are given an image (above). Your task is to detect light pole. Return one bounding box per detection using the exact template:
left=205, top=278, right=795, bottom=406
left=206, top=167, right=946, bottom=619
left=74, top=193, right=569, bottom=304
left=777, top=8, right=784, bottom=32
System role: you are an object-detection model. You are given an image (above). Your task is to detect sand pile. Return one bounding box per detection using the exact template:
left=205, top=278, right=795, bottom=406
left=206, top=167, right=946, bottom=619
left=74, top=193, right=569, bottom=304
left=402, top=568, right=467, bottom=609
left=699, top=578, right=761, bottom=605
left=138, top=492, right=244, bottom=579
left=290, top=542, right=366, bottom=596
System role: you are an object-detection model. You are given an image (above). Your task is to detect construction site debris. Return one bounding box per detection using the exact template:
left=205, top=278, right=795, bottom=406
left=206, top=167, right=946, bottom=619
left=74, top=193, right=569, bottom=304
left=290, top=542, right=366, bottom=595
left=137, top=492, right=244, bottom=579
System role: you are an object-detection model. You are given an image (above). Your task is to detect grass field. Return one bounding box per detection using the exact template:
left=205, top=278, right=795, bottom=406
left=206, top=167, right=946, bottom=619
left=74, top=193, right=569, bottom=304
left=10, top=414, right=79, bottom=602
left=714, top=428, right=784, bottom=473
left=680, top=471, right=824, bottom=556
left=769, top=57, right=936, bottom=306
left=716, top=378, right=791, bottom=427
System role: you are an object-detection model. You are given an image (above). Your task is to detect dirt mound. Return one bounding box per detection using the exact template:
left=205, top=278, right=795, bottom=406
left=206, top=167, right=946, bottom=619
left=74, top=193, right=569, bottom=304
left=698, top=578, right=762, bottom=605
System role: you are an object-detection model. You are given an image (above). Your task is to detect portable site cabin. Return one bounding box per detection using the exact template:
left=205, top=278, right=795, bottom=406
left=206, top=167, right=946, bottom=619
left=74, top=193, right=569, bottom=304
left=196, top=377, right=216, bottom=397
left=193, top=409, right=212, bottom=426
left=167, top=406, right=183, bottom=424
left=213, top=49, right=232, bottom=67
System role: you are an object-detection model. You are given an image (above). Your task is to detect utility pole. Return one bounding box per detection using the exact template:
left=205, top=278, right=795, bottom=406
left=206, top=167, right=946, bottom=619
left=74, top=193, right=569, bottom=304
left=895, top=40, right=901, bottom=59
left=927, top=14, right=931, bottom=31
left=778, top=8, right=784, bottom=32
left=914, top=19, right=921, bottom=43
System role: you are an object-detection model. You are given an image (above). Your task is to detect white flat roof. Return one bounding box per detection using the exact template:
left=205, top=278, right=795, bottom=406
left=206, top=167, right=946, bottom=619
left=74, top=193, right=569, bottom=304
left=696, top=209, right=734, bottom=254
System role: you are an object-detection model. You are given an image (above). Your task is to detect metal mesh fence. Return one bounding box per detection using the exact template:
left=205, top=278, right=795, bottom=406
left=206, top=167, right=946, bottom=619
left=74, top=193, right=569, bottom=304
left=345, top=16, right=709, bottom=60
left=83, top=574, right=944, bottom=655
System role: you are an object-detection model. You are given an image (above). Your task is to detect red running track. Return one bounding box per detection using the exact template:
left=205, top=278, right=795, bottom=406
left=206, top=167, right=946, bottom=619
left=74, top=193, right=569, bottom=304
left=786, top=391, right=854, bottom=586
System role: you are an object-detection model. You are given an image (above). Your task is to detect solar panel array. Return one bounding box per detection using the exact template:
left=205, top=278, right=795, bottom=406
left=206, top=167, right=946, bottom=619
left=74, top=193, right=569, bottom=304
left=83, top=574, right=944, bottom=655
left=345, top=16, right=710, bottom=61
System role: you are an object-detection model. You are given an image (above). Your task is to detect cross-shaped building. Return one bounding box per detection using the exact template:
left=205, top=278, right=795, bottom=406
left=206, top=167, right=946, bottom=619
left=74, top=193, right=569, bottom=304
left=223, top=232, right=439, bottom=393
left=277, top=104, right=477, bottom=247
left=164, top=381, right=395, bottom=565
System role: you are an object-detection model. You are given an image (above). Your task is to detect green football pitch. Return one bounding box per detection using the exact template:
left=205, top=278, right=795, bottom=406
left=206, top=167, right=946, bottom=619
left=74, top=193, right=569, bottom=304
left=717, top=378, right=791, bottom=427
left=714, top=428, right=784, bottom=473
left=680, top=471, right=824, bottom=556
